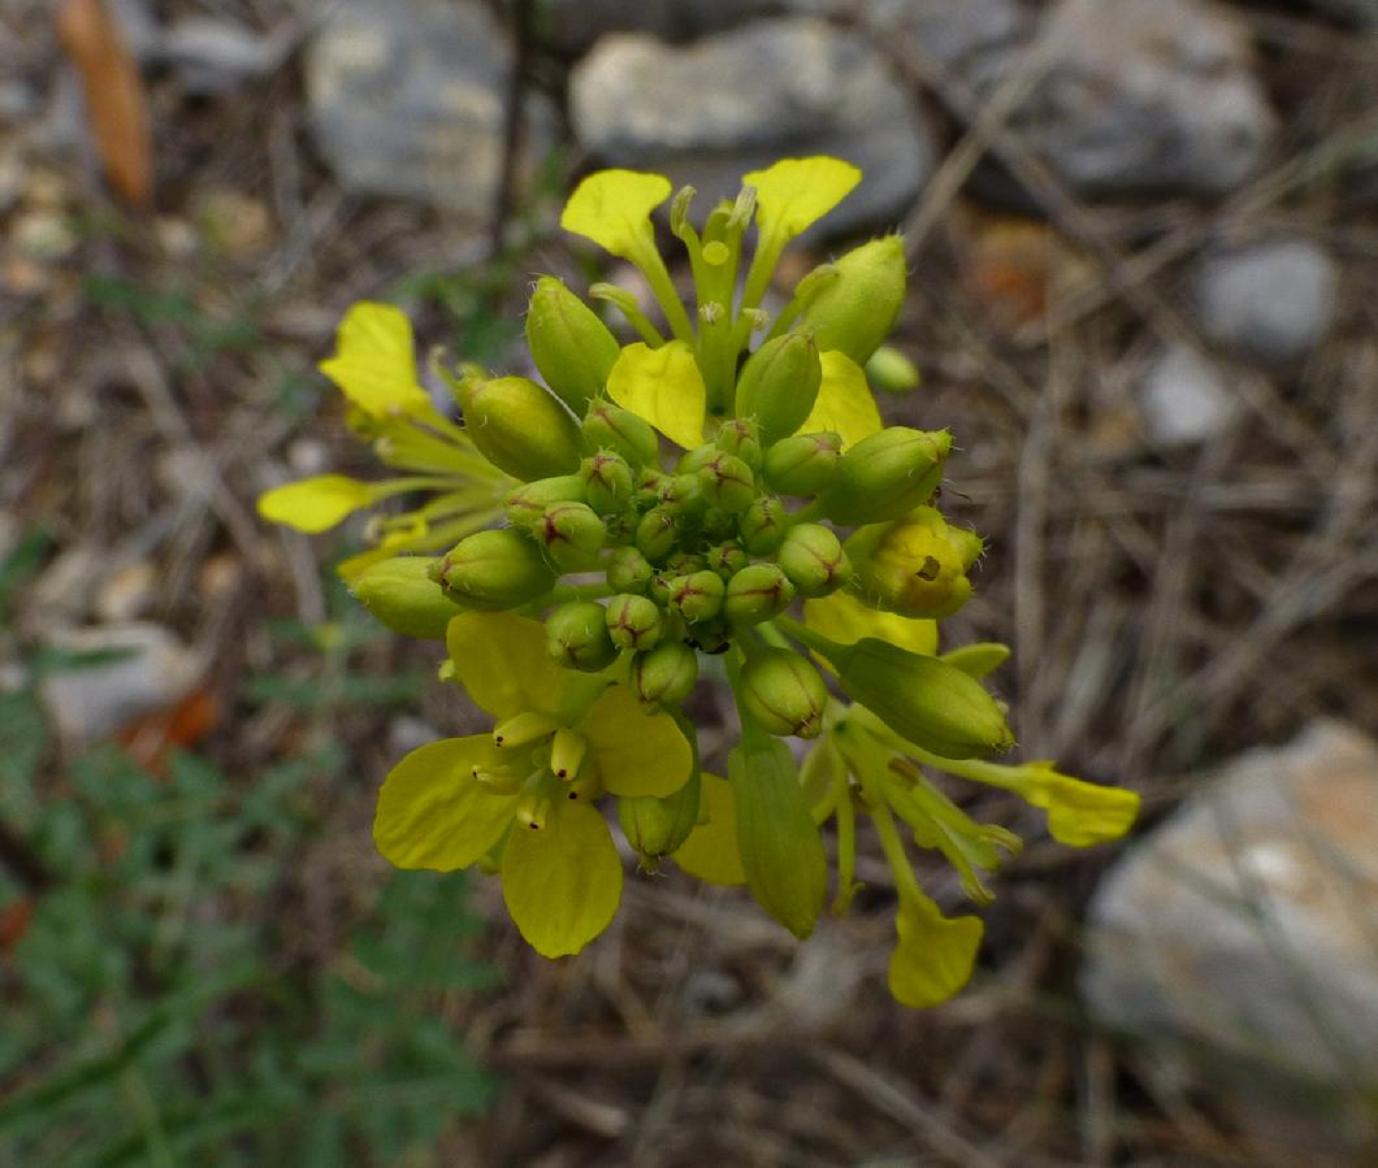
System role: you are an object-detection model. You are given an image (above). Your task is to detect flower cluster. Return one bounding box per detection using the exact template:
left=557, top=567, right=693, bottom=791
left=260, top=157, right=1139, bottom=1005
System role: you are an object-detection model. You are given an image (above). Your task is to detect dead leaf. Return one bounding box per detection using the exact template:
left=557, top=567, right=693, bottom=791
left=117, top=687, right=222, bottom=776
left=56, top=0, right=153, bottom=208
left=0, top=899, right=35, bottom=955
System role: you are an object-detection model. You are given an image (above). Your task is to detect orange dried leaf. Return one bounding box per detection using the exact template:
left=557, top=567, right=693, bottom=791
left=117, top=688, right=221, bottom=776
left=0, top=899, right=35, bottom=954
left=56, top=0, right=153, bottom=208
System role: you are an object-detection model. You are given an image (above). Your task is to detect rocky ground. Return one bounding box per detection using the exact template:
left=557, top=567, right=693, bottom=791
left=4, top=0, right=1378, bottom=1164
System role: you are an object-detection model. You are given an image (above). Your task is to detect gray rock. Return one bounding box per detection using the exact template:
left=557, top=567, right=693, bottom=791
left=995, top=0, right=1275, bottom=197
left=537, top=0, right=785, bottom=57
left=38, top=624, right=205, bottom=748
left=1082, top=721, right=1378, bottom=1148
left=1139, top=344, right=1238, bottom=447
left=1195, top=239, right=1340, bottom=363
left=570, top=18, right=933, bottom=237
left=305, top=0, right=552, bottom=218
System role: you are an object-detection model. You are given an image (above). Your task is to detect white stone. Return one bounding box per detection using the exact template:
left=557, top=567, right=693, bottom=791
left=1195, top=239, right=1340, bottom=363
left=1139, top=344, right=1238, bottom=447
left=1082, top=721, right=1378, bottom=1148
left=38, top=623, right=205, bottom=748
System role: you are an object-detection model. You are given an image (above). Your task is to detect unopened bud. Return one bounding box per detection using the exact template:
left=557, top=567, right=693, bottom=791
left=657, top=472, right=704, bottom=515
left=865, top=344, right=921, bottom=394
left=606, top=593, right=663, bottom=651
left=738, top=495, right=787, bottom=555
left=437, top=528, right=555, bottom=609
left=845, top=507, right=978, bottom=618
left=827, top=638, right=1014, bottom=759
left=724, top=562, right=796, bottom=625
left=453, top=373, right=581, bottom=481
left=351, top=556, right=465, bottom=639
left=546, top=600, right=618, bottom=672
left=699, top=506, right=737, bottom=541
left=539, top=501, right=606, bottom=571
left=706, top=542, right=749, bottom=580
left=796, top=235, right=906, bottom=365
left=822, top=427, right=950, bottom=525
left=632, top=640, right=699, bottom=708
left=777, top=523, right=849, bottom=598
left=526, top=276, right=621, bottom=413
left=618, top=769, right=701, bottom=863
left=740, top=649, right=828, bottom=738
left=762, top=430, right=841, bottom=496
left=580, top=450, right=634, bottom=514
left=676, top=443, right=720, bottom=475
left=504, top=474, right=586, bottom=529
left=635, top=506, right=679, bottom=563
left=697, top=453, right=756, bottom=513
left=715, top=417, right=762, bottom=469
left=668, top=570, right=726, bottom=624
left=733, top=332, right=822, bottom=445
left=941, top=642, right=1010, bottom=680
left=583, top=398, right=660, bottom=467
left=607, top=546, right=654, bottom=593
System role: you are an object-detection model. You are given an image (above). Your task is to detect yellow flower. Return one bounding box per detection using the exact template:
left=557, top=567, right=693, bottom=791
left=256, top=302, right=510, bottom=578
left=373, top=612, right=693, bottom=957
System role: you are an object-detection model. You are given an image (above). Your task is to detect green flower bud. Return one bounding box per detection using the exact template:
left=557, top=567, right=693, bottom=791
left=634, top=468, right=670, bottom=510
left=665, top=552, right=706, bottom=576
left=525, top=276, right=620, bottom=413
left=546, top=600, right=617, bottom=672
left=706, top=542, right=749, bottom=580
left=580, top=451, right=634, bottom=514
left=740, top=648, right=828, bottom=739
left=676, top=443, right=720, bottom=475
left=454, top=373, right=581, bottom=481
left=538, top=501, right=606, bottom=572
left=437, top=529, right=554, bottom=610
left=619, top=769, right=702, bottom=865
left=635, top=506, right=679, bottom=563
left=733, top=332, right=822, bottom=445
left=631, top=640, right=699, bottom=707
left=668, top=570, right=726, bottom=624
left=606, top=593, right=663, bottom=651
left=700, top=507, right=737, bottom=541
left=504, top=474, right=586, bottom=529
left=763, top=430, right=842, bottom=496
left=583, top=399, right=660, bottom=467
left=724, top=563, right=796, bottom=625
left=697, top=453, right=756, bottom=513
left=827, top=638, right=1014, bottom=759
left=777, top=523, right=849, bottom=598
left=715, top=417, right=762, bottom=469
left=796, top=235, right=906, bottom=365
left=844, top=507, right=976, bottom=618
left=865, top=344, right=920, bottom=394
left=822, top=427, right=950, bottom=525
left=351, top=556, right=465, bottom=639
left=607, top=546, right=654, bottom=593
left=658, top=472, right=704, bottom=515
left=738, top=495, right=787, bottom=555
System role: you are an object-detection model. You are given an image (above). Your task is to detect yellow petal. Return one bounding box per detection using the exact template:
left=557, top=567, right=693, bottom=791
left=318, top=301, right=432, bottom=419
left=257, top=474, right=375, bottom=534
left=799, top=351, right=883, bottom=450
left=581, top=685, right=693, bottom=798
left=447, top=611, right=570, bottom=720
left=606, top=341, right=706, bottom=450
left=804, top=591, right=938, bottom=665
left=744, top=156, right=861, bottom=242
left=502, top=796, right=623, bottom=957
left=672, top=773, right=745, bottom=886
left=560, top=169, right=672, bottom=261
left=373, top=736, right=517, bottom=870
left=887, top=891, right=984, bottom=1008
left=1023, top=765, right=1141, bottom=847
